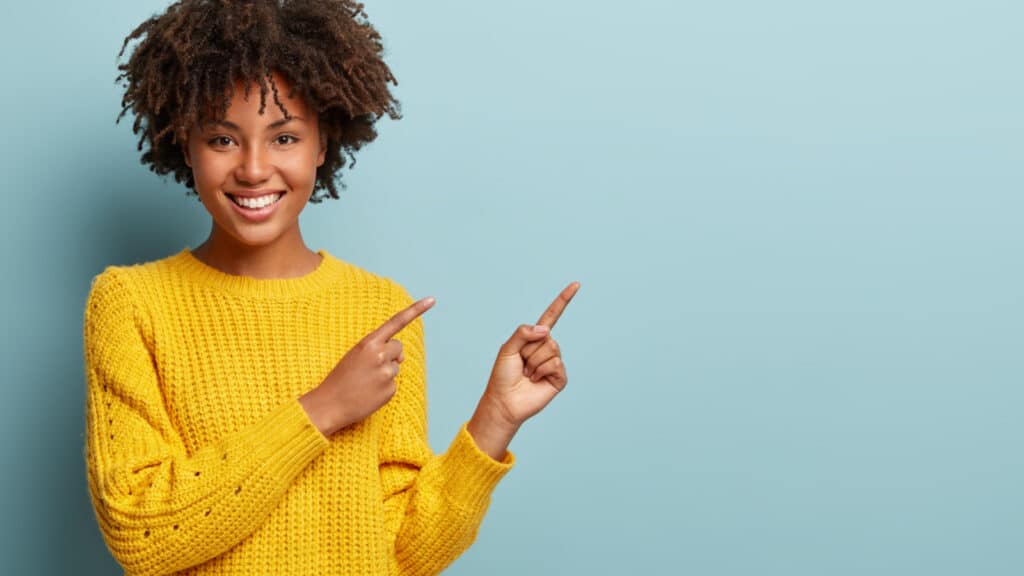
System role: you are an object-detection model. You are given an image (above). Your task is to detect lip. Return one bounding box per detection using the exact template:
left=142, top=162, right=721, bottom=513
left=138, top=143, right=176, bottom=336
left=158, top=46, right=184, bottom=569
left=226, top=191, right=285, bottom=222
left=226, top=189, right=285, bottom=198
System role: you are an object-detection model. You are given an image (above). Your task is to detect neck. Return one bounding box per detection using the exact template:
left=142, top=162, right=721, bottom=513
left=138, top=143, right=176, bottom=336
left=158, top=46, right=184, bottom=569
left=192, top=228, right=322, bottom=280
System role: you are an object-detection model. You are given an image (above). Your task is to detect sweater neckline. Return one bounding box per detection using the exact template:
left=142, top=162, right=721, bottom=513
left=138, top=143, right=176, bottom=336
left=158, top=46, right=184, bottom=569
left=172, top=246, right=341, bottom=299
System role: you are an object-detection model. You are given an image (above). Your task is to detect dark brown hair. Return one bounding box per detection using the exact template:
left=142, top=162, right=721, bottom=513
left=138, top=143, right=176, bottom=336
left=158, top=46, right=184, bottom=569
left=116, top=0, right=401, bottom=203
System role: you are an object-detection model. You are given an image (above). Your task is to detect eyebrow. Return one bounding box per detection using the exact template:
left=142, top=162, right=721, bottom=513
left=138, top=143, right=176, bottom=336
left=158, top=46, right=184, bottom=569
left=204, top=117, right=305, bottom=130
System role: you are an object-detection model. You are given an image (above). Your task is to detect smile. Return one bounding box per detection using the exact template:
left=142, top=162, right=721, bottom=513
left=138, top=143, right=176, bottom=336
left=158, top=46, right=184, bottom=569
left=227, top=192, right=284, bottom=209
left=225, top=191, right=285, bottom=222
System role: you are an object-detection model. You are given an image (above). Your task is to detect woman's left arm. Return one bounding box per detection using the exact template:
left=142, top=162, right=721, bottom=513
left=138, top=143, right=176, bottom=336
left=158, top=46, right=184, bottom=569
left=377, top=281, right=578, bottom=576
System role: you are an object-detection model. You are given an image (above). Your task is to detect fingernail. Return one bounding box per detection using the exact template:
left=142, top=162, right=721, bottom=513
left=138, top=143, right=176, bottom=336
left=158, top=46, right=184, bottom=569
left=533, top=325, right=549, bottom=334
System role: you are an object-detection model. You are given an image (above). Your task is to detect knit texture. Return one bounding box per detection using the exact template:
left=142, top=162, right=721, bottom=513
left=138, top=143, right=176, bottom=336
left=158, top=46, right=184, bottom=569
left=83, top=247, right=515, bottom=576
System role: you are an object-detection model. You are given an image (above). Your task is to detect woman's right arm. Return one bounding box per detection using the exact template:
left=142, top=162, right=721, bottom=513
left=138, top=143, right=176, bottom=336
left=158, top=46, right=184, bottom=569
left=83, top=269, right=330, bottom=576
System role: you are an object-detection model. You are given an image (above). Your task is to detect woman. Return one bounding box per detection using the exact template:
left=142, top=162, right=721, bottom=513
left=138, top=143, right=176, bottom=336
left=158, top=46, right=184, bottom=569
left=83, top=1, right=579, bottom=574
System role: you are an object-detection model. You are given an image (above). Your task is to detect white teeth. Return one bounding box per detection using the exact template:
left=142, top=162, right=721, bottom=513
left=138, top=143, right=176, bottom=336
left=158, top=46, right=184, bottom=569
left=232, top=193, right=282, bottom=209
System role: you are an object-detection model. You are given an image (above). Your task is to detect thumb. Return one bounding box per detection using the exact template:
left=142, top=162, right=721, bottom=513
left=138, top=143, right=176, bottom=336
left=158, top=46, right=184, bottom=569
left=499, top=324, right=551, bottom=356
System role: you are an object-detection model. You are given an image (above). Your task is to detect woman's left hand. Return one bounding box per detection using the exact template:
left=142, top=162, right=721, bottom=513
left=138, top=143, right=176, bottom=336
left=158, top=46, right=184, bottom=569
left=477, top=281, right=580, bottom=432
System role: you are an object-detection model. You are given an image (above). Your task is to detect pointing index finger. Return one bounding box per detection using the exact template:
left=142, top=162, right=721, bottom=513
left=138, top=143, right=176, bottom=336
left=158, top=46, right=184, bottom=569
left=536, top=281, right=580, bottom=330
left=371, top=296, right=435, bottom=342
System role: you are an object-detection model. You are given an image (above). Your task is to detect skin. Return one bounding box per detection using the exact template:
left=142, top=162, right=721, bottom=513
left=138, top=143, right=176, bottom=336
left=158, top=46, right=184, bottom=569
left=466, top=280, right=581, bottom=459
left=182, top=71, right=327, bottom=279
left=182, top=70, right=580, bottom=461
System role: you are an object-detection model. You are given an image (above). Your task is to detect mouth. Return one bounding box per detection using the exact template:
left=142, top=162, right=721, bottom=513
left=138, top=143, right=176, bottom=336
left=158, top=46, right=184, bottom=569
left=225, top=191, right=286, bottom=209
left=224, top=191, right=286, bottom=221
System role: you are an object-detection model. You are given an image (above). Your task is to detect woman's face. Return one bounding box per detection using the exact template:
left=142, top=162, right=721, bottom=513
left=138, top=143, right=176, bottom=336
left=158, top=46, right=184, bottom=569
left=183, top=71, right=326, bottom=250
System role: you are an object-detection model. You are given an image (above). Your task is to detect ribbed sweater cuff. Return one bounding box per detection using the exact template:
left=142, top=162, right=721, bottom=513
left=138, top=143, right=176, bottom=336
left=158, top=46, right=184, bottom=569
left=227, top=398, right=331, bottom=481
left=439, top=422, right=515, bottom=509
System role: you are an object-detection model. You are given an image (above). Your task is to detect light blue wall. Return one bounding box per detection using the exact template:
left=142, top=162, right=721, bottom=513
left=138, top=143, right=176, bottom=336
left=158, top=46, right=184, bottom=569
left=2, top=1, right=1022, bottom=574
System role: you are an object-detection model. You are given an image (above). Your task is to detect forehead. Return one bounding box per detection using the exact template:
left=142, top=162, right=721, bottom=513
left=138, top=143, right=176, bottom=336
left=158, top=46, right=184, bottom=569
left=200, top=72, right=314, bottom=125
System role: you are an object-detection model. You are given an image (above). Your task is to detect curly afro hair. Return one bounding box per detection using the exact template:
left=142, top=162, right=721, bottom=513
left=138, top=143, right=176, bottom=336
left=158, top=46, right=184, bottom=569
left=116, top=0, right=401, bottom=203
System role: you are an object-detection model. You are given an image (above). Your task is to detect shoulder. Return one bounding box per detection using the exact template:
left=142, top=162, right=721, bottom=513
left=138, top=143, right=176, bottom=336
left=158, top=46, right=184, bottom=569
left=86, top=255, right=170, bottom=300
left=324, top=251, right=415, bottom=307
left=85, top=266, right=136, bottom=319
left=83, top=266, right=141, bottom=353
left=85, top=251, right=181, bottom=325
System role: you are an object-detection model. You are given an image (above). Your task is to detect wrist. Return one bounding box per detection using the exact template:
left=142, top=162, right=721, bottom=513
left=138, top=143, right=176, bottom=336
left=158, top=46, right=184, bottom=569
left=467, top=395, right=521, bottom=461
left=299, top=387, right=342, bottom=437
left=475, top=393, right=521, bottom=434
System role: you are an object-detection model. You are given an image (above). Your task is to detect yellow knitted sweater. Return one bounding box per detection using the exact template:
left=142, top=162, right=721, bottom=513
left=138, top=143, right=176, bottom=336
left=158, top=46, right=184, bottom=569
left=83, top=247, right=515, bottom=576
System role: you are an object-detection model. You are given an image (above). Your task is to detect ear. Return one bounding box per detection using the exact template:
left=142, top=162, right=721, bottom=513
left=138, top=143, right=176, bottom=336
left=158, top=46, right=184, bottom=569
left=182, top=136, right=192, bottom=168
left=316, top=133, right=327, bottom=167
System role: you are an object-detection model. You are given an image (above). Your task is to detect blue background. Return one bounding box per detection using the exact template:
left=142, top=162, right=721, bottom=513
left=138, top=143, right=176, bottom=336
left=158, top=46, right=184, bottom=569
left=2, top=0, right=1022, bottom=574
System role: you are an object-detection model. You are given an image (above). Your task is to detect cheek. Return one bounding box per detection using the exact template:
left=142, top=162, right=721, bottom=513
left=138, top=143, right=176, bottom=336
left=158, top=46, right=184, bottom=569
left=189, top=154, right=228, bottom=192
left=282, top=148, right=322, bottom=184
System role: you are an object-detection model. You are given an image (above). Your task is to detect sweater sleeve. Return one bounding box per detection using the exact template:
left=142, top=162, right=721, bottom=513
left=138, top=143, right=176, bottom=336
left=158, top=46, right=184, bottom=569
left=83, top=268, right=330, bottom=576
left=377, top=283, right=515, bottom=576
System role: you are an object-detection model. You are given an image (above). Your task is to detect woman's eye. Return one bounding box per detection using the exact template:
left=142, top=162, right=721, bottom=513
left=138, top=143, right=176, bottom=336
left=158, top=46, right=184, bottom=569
left=208, top=136, right=233, bottom=147
left=276, top=135, right=298, bottom=145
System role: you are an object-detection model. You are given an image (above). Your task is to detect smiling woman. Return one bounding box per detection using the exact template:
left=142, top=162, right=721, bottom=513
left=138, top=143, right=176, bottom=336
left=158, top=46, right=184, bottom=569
left=83, top=1, right=579, bottom=575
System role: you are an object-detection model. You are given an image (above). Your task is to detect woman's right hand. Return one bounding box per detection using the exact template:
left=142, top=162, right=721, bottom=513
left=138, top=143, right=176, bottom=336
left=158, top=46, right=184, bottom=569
left=300, top=296, right=435, bottom=437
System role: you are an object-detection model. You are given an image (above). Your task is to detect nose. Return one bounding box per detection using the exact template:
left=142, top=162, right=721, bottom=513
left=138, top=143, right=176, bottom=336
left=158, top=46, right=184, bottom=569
left=234, top=143, right=273, bottom=185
